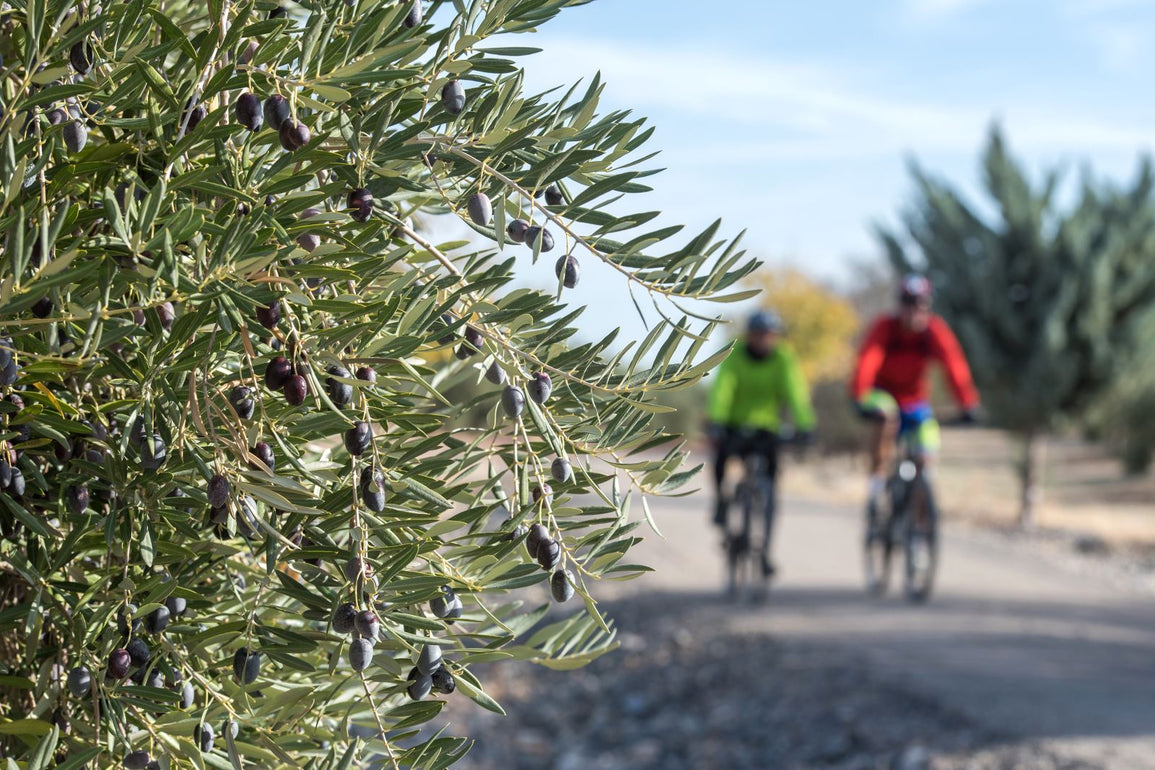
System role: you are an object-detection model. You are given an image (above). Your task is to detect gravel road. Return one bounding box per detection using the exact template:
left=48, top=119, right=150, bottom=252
left=431, top=484, right=1155, bottom=770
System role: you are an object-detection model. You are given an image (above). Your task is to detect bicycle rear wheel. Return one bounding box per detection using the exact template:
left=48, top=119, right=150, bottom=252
left=726, top=483, right=752, bottom=599
left=863, top=486, right=895, bottom=596
left=904, top=474, right=939, bottom=603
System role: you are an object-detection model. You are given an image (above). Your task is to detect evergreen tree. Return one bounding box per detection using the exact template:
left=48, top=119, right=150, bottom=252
left=879, top=127, right=1155, bottom=526
left=0, top=1, right=755, bottom=766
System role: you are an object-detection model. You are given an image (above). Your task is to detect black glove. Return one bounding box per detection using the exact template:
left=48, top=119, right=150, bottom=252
left=853, top=399, right=881, bottom=422
left=791, top=431, right=814, bottom=462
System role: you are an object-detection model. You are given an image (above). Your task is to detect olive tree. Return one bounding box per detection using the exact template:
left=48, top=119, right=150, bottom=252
left=0, top=1, right=756, bottom=767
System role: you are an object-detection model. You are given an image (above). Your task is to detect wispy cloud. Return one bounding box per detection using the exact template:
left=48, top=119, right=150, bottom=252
left=1062, top=0, right=1155, bottom=18
left=1060, top=0, right=1155, bottom=70
left=522, top=38, right=1152, bottom=164
left=524, top=39, right=969, bottom=144
left=1087, top=21, right=1145, bottom=68
left=905, top=0, right=993, bottom=19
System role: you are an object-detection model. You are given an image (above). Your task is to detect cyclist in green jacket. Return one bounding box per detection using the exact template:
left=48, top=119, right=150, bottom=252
left=707, top=310, right=816, bottom=575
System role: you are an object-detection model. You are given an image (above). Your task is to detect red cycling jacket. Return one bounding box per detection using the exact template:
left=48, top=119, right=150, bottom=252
left=850, top=313, right=979, bottom=410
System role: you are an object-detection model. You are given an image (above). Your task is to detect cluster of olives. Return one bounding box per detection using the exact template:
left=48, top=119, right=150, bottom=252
left=454, top=326, right=484, bottom=361
left=331, top=561, right=458, bottom=693
left=494, top=455, right=577, bottom=603
left=0, top=356, right=27, bottom=503
left=60, top=21, right=360, bottom=166
left=263, top=349, right=377, bottom=412
left=206, top=473, right=262, bottom=540
left=524, top=524, right=576, bottom=603
left=232, top=91, right=311, bottom=151
left=64, top=595, right=196, bottom=764
left=0, top=452, right=25, bottom=499
left=525, top=523, right=561, bottom=571
left=484, top=358, right=580, bottom=604
left=191, top=718, right=240, bottom=755
left=407, top=643, right=456, bottom=700
left=429, top=585, right=465, bottom=621
left=52, top=42, right=95, bottom=153
left=331, top=600, right=381, bottom=673
left=461, top=184, right=580, bottom=289
left=264, top=355, right=310, bottom=407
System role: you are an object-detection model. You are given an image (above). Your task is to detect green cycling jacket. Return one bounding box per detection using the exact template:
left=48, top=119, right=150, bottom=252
left=708, top=341, right=816, bottom=432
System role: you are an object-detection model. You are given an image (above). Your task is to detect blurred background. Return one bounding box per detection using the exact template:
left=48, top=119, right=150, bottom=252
left=432, top=2, right=1155, bottom=768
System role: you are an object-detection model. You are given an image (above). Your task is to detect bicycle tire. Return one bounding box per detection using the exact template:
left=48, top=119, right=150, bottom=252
left=903, top=474, right=939, bottom=603
left=726, top=482, right=752, bottom=598
left=751, top=476, right=774, bottom=603
left=864, top=485, right=895, bottom=596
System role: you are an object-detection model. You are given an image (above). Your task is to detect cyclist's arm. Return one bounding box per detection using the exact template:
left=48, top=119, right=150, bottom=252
left=850, top=317, right=889, bottom=403
left=706, top=344, right=739, bottom=426
left=780, top=347, right=816, bottom=432
left=928, top=316, right=979, bottom=409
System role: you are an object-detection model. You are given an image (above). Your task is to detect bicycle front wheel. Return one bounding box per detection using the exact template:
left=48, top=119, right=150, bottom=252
left=864, top=492, right=894, bottom=596
left=725, top=483, right=752, bottom=599
left=903, top=475, right=939, bottom=603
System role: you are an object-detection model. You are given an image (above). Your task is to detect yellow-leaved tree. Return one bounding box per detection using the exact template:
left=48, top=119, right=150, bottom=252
left=748, top=267, right=860, bottom=381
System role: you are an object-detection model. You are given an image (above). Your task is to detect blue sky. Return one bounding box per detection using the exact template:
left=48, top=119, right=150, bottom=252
left=468, top=0, right=1155, bottom=343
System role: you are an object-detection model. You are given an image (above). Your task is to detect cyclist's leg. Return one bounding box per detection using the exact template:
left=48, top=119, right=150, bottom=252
left=912, top=413, right=940, bottom=470
left=903, top=405, right=940, bottom=529
left=711, top=427, right=735, bottom=526
left=858, top=390, right=899, bottom=501
left=754, top=430, right=780, bottom=576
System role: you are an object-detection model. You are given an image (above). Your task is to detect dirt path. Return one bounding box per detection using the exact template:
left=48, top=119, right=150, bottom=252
left=641, top=492, right=1155, bottom=767
left=435, top=478, right=1155, bottom=769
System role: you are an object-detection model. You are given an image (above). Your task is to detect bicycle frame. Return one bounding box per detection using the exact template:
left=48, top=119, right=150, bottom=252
left=890, top=436, right=921, bottom=511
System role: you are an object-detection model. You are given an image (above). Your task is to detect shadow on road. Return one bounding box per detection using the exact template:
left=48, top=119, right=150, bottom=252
left=759, top=585, right=1155, bottom=740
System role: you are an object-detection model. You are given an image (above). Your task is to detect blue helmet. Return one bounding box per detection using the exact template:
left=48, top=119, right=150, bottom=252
left=747, top=309, right=784, bottom=333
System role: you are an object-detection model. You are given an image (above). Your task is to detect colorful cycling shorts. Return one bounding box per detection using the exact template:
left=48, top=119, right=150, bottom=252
left=858, top=389, right=941, bottom=455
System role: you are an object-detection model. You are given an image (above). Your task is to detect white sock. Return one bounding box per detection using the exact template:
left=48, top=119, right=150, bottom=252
left=868, top=475, right=886, bottom=499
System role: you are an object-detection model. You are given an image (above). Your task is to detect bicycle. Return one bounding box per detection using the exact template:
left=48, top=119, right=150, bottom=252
left=863, top=433, right=937, bottom=602
left=718, top=429, right=805, bottom=602
left=863, top=414, right=971, bottom=603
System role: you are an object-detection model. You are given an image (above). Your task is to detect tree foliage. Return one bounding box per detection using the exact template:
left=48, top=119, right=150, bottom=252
left=0, top=1, right=757, bottom=767
left=880, top=127, right=1155, bottom=520
left=1082, top=313, right=1155, bottom=475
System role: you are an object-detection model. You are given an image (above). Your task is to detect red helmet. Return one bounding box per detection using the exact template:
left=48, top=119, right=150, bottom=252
left=898, top=274, right=932, bottom=306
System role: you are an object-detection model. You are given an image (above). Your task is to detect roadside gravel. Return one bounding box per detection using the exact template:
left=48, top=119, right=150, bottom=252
left=434, top=591, right=1099, bottom=770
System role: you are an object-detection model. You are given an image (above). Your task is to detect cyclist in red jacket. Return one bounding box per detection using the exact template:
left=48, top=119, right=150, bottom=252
left=850, top=275, right=979, bottom=506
